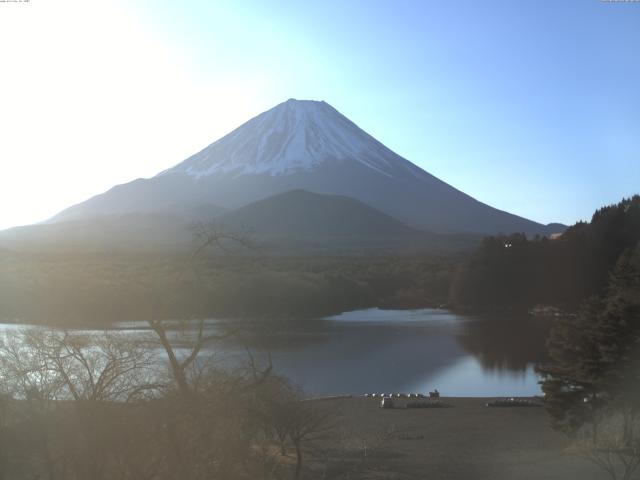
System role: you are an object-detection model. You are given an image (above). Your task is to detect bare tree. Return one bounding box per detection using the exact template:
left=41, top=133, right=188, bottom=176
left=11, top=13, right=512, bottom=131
left=571, top=407, right=640, bottom=480
left=0, top=328, right=166, bottom=480
left=147, top=317, right=234, bottom=398
left=134, top=223, right=278, bottom=479
left=0, top=224, right=284, bottom=480
left=253, top=380, right=337, bottom=480
left=0, top=328, right=162, bottom=402
left=146, top=222, right=265, bottom=398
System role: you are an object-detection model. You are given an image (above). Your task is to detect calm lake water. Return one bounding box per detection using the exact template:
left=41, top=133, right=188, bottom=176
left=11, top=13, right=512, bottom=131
left=218, top=308, right=550, bottom=397
left=1, top=308, right=551, bottom=397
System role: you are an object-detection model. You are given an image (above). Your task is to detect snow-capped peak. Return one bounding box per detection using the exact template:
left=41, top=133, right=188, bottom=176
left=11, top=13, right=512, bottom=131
left=160, top=99, right=414, bottom=179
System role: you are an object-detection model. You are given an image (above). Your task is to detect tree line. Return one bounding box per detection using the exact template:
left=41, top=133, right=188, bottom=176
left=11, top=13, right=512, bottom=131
left=448, top=195, right=640, bottom=478
left=0, top=251, right=456, bottom=325
left=449, top=195, right=640, bottom=313
left=458, top=195, right=640, bottom=480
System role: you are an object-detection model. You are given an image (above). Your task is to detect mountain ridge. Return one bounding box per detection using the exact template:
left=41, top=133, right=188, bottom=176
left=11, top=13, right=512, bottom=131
left=158, top=99, right=420, bottom=179
left=47, top=98, right=564, bottom=236
left=0, top=189, right=481, bottom=254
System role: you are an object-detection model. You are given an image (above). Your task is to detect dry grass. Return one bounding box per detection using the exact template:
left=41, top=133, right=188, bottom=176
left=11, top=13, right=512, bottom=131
left=302, top=397, right=605, bottom=480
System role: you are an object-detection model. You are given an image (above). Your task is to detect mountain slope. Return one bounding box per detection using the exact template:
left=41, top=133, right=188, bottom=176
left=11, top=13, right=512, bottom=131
left=0, top=191, right=479, bottom=254
left=218, top=189, right=419, bottom=237
left=49, top=99, right=561, bottom=236
left=0, top=213, right=195, bottom=253
left=217, top=189, right=477, bottom=254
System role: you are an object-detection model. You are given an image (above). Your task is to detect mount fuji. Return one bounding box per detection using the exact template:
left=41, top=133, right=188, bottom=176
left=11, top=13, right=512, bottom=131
left=50, top=99, right=559, bottom=236
left=1, top=99, right=564, bottom=252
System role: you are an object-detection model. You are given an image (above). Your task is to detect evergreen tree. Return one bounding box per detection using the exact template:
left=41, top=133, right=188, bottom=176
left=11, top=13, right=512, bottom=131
left=450, top=195, right=640, bottom=312
left=537, top=244, right=640, bottom=479
left=538, top=243, right=640, bottom=434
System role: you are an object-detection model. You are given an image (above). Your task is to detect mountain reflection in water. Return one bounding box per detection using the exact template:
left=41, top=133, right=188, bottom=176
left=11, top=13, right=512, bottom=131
left=4, top=309, right=549, bottom=397
left=223, top=308, right=551, bottom=397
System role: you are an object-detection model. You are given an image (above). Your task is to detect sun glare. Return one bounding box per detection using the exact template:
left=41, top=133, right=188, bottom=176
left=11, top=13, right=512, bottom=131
left=0, top=1, right=267, bottom=229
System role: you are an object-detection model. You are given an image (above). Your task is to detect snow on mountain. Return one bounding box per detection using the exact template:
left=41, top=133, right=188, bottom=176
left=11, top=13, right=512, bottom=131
left=45, top=98, right=563, bottom=237
left=160, top=99, right=418, bottom=179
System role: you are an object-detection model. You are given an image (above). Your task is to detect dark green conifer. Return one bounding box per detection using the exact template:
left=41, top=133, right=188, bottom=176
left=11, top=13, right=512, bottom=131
left=538, top=244, right=640, bottom=434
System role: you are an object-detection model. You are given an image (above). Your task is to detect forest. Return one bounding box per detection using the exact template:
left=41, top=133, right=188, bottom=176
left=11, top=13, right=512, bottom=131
left=449, top=195, right=640, bottom=313
left=2, top=196, right=638, bottom=326
left=0, top=251, right=457, bottom=325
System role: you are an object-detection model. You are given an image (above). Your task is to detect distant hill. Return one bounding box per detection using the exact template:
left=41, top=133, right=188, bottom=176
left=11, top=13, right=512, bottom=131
left=0, top=200, right=228, bottom=253
left=0, top=191, right=479, bottom=254
left=216, top=189, right=480, bottom=254
left=219, top=189, right=418, bottom=238
left=0, top=213, right=195, bottom=253
left=214, top=189, right=438, bottom=253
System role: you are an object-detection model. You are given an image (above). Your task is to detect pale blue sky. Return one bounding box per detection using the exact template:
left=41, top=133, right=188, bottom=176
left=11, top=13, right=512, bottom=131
left=1, top=0, right=638, bottom=228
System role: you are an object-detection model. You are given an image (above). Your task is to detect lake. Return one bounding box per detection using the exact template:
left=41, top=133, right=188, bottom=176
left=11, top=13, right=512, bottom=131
left=0, top=308, right=551, bottom=397
left=218, top=308, right=550, bottom=397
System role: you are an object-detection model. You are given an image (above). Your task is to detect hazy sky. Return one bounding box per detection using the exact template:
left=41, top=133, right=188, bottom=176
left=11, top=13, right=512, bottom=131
left=1, top=0, right=638, bottom=229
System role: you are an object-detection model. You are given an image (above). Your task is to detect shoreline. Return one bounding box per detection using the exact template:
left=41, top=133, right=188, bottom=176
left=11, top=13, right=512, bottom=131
left=307, top=395, right=543, bottom=401
left=302, top=395, right=600, bottom=479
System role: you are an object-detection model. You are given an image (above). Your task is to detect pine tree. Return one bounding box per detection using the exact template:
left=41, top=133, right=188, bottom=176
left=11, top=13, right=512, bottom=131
left=538, top=244, right=640, bottom=479
left=538, top=243, right=640, bottom=434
